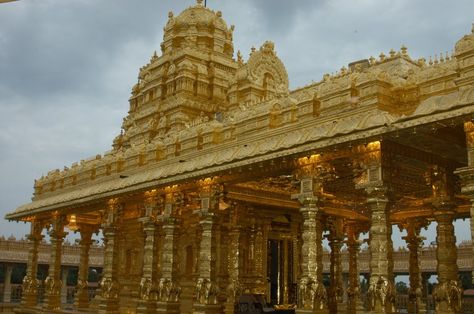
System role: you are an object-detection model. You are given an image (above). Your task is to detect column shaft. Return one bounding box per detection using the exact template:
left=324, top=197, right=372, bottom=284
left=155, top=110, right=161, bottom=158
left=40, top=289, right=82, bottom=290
left=367, top=196, right=395, bottom=314
left=156, top=217, right=181, bottom=314
left=21, top=221, right=43, bottom=307
left=43, top=216, right=67, bottom=311
left=224, top=225, right=241, bottom=314
left=193, top=185, right=223, bottom=314
left=3, top=264, right=13, bottom=303
left=346, top=225, right=365, bottom=314
left=402, top=221, right=427, bottom=314
left=74, top=228, right=93, bottom=309
left=296, top=195, right=328, bottom=314
left=98, top=227, right=120, bottom=314
left=433, top=211, right=462, bottom=314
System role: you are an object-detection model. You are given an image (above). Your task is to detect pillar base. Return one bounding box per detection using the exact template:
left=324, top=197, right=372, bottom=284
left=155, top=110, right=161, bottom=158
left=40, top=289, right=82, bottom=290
left=408, top=301, right=427, bottom=314
left=192, top=303, right=223, bottom=314
left=21, top=294, right=38, bottom=308
left=136, top=299, right=157, bottom=314
left=336, top=301, right=347, bottom=313
left=295, top=308, right=329, bottom=314
left=435, top=302, right=460, bottom=314
left=98, top=298, right=120, bottom=314
left=223, top=301, right=237, bottom=314
left=156, top=301, right=180, bottom=313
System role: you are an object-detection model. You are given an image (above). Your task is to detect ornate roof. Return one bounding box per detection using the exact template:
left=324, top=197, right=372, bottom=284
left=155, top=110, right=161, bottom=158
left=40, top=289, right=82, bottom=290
left=4, top=6, right=474, bottom=220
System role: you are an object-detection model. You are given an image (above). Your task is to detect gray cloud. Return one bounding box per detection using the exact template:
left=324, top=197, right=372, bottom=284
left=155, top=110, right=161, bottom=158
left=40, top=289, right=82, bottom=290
left=0, top=0, right=472, bottom=241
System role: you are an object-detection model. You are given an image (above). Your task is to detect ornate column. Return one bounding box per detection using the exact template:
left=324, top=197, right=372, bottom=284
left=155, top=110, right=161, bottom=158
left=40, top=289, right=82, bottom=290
left=455, top=121, right=474, bottom=285
left=98, top=199, right=122, bottom=314
left=345, top=222, right=365, bottom=314
left=366, top=191, right=396, bottom=314
left=428, top=163, right=462, bottom=314
left=21, top=220, right=43, bottom=307
left=193, top=181, right=223, bottom=314
left=156, top=189, right=181, bottom=314
left=74, top=225, right=95, bottom=310
left=400, top=219, right=427, bottom=314
left=3, top=264, right=13, bottom=303
left=432, top=206, right=462, bottom=314
left=137, top=190, right=159, bottom=314
left=43, top=214, right=68, bottom=311
left=354, top=141, right=395, bottom=313
left=327, top=218, right=344, bottom=313
left=224, top=203, right=242, bottom=314
left=294, top=173, right=328, bottom=314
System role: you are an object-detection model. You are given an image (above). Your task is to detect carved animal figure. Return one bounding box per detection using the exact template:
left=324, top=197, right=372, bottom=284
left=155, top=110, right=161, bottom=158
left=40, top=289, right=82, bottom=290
left=367, top=276, right=395, bottom=310
left=139, top=277, right=152, bottom=300
left=433, top=280, right=462, bottom=312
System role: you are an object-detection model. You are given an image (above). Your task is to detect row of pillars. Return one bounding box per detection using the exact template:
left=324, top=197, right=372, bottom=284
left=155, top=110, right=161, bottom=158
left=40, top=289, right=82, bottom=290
left=17, top=197, right=466, bottom=314
left=295, top=176, right=463, bottom=314
left=20, top=216, right=94, bottom=311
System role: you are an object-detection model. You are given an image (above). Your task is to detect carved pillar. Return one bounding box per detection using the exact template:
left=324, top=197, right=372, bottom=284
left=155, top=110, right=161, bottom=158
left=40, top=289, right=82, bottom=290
left=346, top=222, right=365, bottom=314
left=74, top=226, right=94, bottom=309
left=137, top=190, right=159, bottom=314
left=3, top=264, right=13, bottom=303
left=327, top=218, right=344, bottom=313
left=224, top=204, right=241, bottom=314
left=21, top=221, right=43, bottom=307
left=156, top=190, right=181, bottom=314
left=432, top=207, right=462, bottom=314
left=98, top=199, right=122, bottom=314
left=44, top=216, right=67, bottom=310
left=137, top=221, right=157, bottom=313
left=400, top=219, right=427, bottom=314
left=455, top=121, right=474, bottom=286
left=366, top=193, right=396, bottom=314
left=295, top=176, right=328, bottom=314
left=43, top=214, right=67, bottom=311
left=193, top=183, right=223, bottom=314
left=353, top=141, right=395, bottom=313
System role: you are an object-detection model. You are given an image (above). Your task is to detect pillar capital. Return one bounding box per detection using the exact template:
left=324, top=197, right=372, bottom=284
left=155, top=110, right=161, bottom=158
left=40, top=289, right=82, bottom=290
left=102, top=198, right=123, bottom=229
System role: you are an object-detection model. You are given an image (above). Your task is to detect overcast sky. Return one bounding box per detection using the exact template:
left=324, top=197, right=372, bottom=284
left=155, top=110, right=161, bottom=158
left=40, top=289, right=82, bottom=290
left=0, top=0, right=473, bottom=244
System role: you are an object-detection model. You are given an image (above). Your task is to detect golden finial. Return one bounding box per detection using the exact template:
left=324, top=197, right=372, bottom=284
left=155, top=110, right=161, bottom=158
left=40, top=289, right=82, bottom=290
left=196, top=0, right=203, bottom=6
left=471, top=22, right=474, bottom=33
left=369, top=56, right=376, bottom=65
left=400, top=45, right=408, bottom=56
left=379, top=52, right=386, bottom=61
left=389, top=49, right=396, bottom=58
left=429, top=56, right=433, bottom=65
left=168, top=11, right=173, bottom=18
left=439, top=52, right=444, bottom=63
left=434, top=54, right=439, bottom=64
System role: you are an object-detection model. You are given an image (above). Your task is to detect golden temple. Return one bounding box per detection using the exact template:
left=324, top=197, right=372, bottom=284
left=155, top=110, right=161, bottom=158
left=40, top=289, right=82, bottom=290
left=5, top=1, right=474, bottom=313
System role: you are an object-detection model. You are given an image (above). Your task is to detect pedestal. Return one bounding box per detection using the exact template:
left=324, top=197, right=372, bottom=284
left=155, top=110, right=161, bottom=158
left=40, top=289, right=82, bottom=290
left=192, top=303, right=223, bottom=314
left=156, top=301, right=180, bottom=314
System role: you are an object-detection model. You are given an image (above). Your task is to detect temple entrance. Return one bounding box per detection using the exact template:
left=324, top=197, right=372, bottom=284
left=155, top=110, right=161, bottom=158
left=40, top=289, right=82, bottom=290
left=267, top=238, right=295, bottom=305
left=267, top=239, right=280, bottom=305
left=267, top=213, right=296, bottom=306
